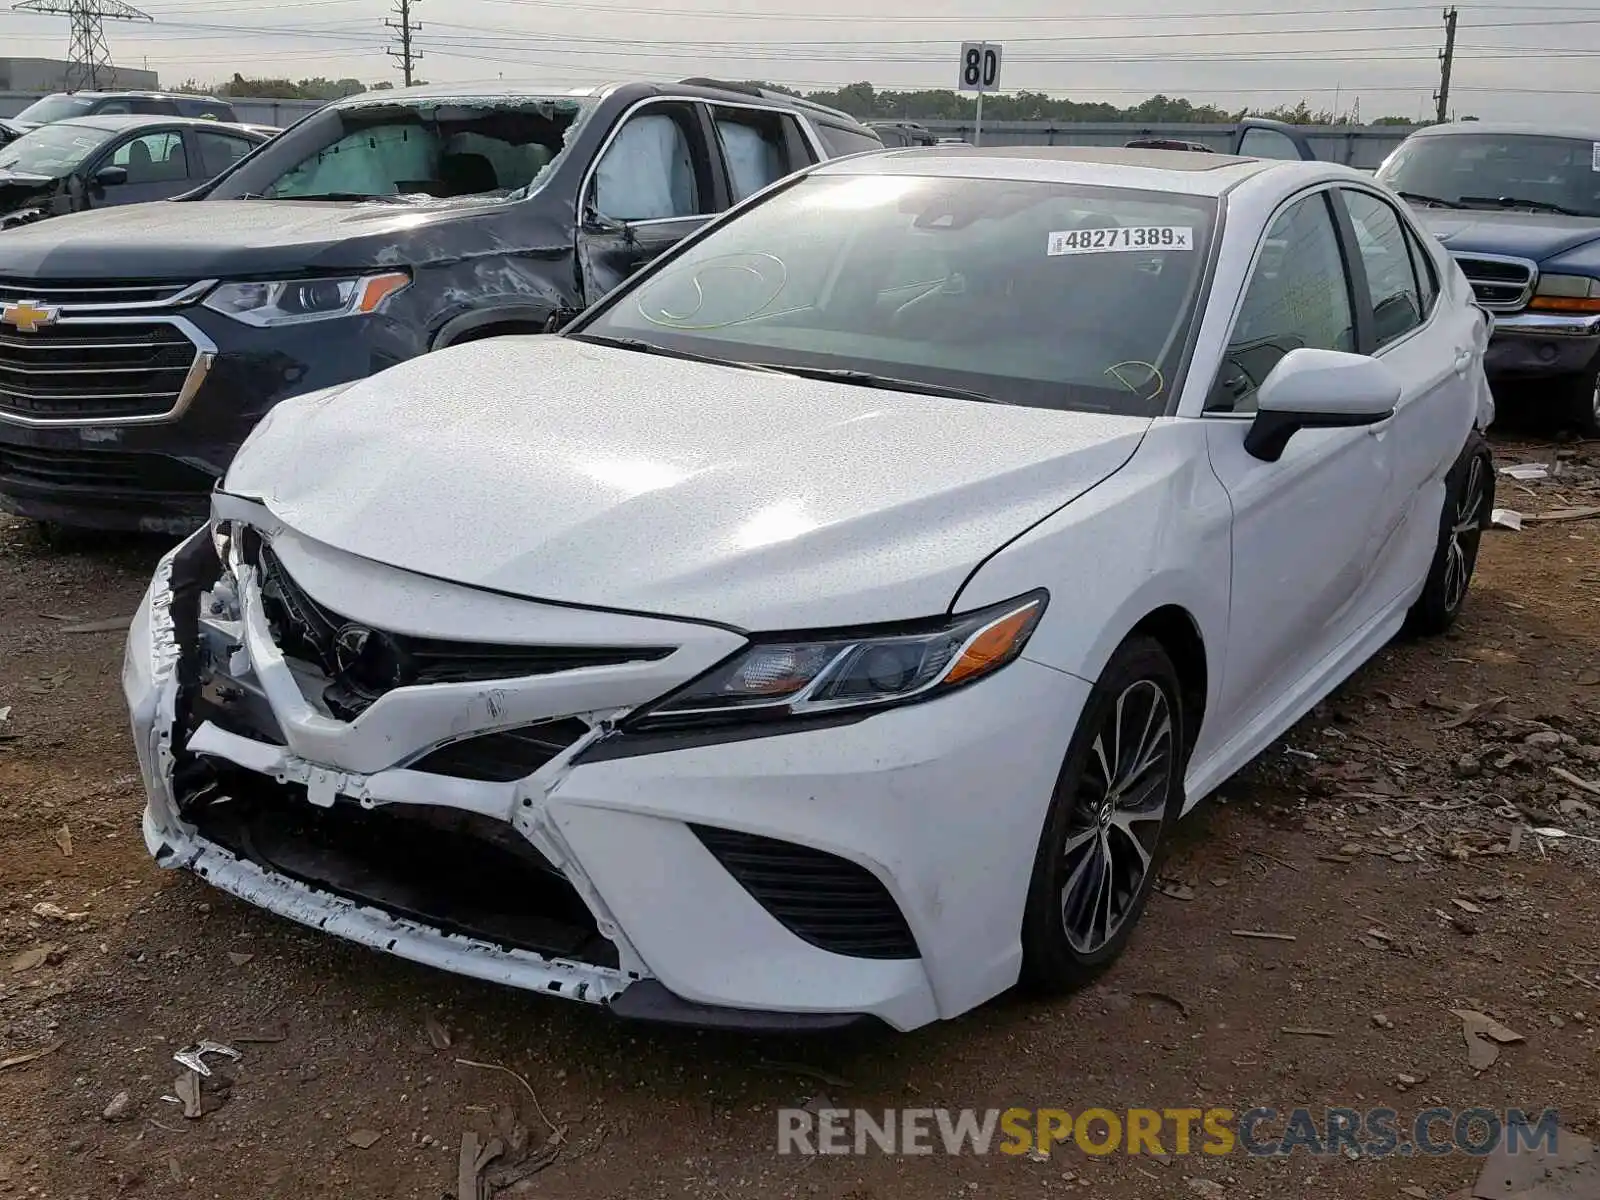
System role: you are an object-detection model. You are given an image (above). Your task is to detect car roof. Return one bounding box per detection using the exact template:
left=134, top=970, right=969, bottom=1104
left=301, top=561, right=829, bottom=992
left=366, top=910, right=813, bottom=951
left=1406, top=121, right=1600, bottom=142
left=41, top=90, right=230, bottom=103
left=813, top=145, right=1329, bottom=196
left=328, top=78, right=873, bottom=129
left=55, top=114, right=266, bottom=135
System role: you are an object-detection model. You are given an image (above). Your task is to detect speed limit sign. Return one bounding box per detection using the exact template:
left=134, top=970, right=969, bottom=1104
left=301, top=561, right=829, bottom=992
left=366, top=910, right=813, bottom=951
left=958, top=42, right=1003, bottom=93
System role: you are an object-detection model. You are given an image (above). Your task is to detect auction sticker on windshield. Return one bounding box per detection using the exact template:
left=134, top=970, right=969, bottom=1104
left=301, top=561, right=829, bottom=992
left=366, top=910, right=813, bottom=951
left=1592, top=142, right=1600, bottom=172
left=1048, top=227, right=1194, bottom=255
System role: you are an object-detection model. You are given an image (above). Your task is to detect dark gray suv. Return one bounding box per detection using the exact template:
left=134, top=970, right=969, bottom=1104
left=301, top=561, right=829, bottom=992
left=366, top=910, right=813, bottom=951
left=8, top=91, right=237, bottom=131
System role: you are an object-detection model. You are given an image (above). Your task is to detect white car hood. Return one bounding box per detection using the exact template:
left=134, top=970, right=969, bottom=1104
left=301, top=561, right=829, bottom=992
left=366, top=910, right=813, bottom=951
left=224, top=337, right=1150, bottom=629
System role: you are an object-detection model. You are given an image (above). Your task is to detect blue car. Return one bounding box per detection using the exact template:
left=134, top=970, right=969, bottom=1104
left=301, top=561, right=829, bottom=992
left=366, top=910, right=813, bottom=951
left=1378, top=122, right=1600, bottom=435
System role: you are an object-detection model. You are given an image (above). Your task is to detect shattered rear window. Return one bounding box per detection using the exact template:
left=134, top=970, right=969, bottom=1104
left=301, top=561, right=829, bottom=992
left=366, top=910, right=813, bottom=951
left=216, top=96, right=593, bottom=203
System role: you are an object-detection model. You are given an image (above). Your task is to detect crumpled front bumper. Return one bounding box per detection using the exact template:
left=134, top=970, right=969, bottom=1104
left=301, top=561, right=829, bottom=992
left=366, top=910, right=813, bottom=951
left=124, top=515, right=1088, bottom=1032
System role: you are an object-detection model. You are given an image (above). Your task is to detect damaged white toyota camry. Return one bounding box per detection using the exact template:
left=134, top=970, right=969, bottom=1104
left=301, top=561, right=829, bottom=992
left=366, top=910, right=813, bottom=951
left=124, top=147, right=1496, bottom=1032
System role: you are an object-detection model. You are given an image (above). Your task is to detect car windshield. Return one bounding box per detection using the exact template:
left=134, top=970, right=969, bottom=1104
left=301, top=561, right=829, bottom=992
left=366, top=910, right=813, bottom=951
left=209, top=95, right=593, bottom=202
left=12, top=94, right=96, bottom=124
left=577, top=173, right=1217, bottom=416
left=1377, top=132, right=1600, bottom=218
left=0, top=122, right=104, bottom=175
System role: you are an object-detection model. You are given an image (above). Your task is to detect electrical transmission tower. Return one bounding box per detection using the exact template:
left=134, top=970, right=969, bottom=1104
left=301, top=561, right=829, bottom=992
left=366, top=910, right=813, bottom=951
left=12, top=0, right=153, bottom=92
left=386, top=0, right=422, bottom=87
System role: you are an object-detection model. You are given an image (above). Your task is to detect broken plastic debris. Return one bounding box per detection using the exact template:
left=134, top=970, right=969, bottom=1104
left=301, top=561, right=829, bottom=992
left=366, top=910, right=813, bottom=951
left=31, top=901, right=86, bottom=922
left=174, top=1070, right=203, bottom=1119
left=1490, top=508, right=1523, bottom=531
left=8, top=945, right=51, bottom=974
left=1452, top=1009, right=1524, bottom=1072
left=172, top=1040, right=242, bottom=1077
left=1498, top=463, right=1549, bottom=481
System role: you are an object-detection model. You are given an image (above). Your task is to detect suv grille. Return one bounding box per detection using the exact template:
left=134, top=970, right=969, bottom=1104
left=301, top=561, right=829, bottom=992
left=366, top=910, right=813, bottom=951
left=0, top=320, right=205, bottom=421
left=691, top=825, right=920, bottom=960
left=0, top=279, right=200, bottom=307
left=256, top=543, right=674, bottom=719
left=1452, top=255, right=1536, bottom=312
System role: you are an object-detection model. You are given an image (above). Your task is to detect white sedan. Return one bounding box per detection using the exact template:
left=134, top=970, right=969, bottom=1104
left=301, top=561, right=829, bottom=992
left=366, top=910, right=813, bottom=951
left=124, top=146, right=1495, bottom=1032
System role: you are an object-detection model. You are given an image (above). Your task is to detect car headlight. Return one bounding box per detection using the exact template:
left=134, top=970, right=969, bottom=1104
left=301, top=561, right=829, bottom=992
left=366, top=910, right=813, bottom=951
left=628, top=590, right=1048, bottom=731
left=202, top=272, right=410, bottom=326
left=1530, top=273, right=1600, bottom=314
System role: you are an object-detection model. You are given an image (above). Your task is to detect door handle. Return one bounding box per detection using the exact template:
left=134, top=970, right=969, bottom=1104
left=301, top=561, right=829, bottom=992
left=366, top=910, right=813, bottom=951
left=1453, top=348, right=1473, bottom=375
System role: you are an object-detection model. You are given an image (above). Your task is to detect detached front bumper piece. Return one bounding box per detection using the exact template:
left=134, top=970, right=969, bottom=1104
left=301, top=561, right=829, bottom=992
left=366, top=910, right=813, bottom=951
left=125, top=508, right=1087, bottom=1032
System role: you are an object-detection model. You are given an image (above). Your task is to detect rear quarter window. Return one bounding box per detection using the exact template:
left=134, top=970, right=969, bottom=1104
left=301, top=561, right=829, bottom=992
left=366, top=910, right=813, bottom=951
left=814, top=123, right=883, bottom=158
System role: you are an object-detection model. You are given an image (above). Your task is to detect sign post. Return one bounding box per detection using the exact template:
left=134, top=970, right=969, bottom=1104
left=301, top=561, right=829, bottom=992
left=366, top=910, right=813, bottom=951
left=957, top=41, right=1003, bottom=146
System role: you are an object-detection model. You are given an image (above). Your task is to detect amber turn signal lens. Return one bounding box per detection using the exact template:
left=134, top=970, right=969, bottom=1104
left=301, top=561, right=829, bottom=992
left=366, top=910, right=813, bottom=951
left=944, top=600, right=1044, bottom=686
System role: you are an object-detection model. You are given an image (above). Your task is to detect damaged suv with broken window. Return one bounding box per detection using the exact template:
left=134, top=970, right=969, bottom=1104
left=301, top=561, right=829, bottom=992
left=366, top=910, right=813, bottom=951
left=0, top=80, right=881, bottom=534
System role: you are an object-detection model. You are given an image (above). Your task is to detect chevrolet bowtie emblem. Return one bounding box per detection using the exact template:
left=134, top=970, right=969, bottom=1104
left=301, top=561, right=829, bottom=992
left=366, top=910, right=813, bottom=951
left=0, top=300, right=59, bottom=334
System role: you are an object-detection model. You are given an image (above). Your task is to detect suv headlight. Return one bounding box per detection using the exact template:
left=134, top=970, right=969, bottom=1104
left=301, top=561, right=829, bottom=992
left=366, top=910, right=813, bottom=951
left=1530, top=273, right=1600, bottom=314
left=203, top=271, right=410, bottom=326
left=628, top=590, right=1047, bottom=731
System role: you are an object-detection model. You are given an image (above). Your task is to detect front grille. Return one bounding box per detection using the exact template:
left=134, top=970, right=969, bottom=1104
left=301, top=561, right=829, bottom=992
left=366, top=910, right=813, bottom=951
left=691, top=825, right=920, bottom=960
left=0, top=278, right=199, bottom=307
left=256, top=543, right=674, bottom=719
left=186, top=765, right=618, bottom=968
left=409, top=718, right=592, bottom=782
left=0, top=445, right=216, bottom=495
left=1453, top=254, right=1536, bottom=312
left=0, top=320, right=203, bottom=421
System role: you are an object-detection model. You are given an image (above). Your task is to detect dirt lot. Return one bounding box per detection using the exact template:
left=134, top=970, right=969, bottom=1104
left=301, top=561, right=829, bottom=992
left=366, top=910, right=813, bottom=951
left=2, top=429, right=1598, bottom=1200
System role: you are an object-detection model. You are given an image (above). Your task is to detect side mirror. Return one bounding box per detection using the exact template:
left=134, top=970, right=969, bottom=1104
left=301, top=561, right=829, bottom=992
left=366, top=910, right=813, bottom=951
left=582, top=204, right=632, bottom=238
left=1244, top=348, right=1399, bottom=462
left=93, top=165, right=129, bottom=187
left=542, top=307, right=582, bottom=334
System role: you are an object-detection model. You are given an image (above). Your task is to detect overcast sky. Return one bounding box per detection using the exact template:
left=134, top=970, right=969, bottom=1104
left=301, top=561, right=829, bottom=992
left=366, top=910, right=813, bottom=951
left=3, top=0, right=1597, bottom=123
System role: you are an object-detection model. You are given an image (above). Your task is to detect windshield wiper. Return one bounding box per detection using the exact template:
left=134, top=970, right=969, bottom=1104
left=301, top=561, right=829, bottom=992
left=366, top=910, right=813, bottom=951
left=1459, top=195, right=1588, bottom=217
left=763, top=365, right=1008, bottom=406
left=563, top=333, right=776, bottom=373
left=275, top=191, right=408, bottom=203
left=1397, top=190, right=1465, bottom=209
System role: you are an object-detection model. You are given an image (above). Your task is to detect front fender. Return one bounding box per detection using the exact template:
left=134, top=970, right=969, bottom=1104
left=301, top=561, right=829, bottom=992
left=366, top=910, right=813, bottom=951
left=951, top=420, right=1233, bottom=761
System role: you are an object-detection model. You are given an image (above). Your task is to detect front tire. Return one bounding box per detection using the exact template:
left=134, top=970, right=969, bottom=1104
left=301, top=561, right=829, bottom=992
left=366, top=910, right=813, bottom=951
left=1021, top=637, right=1187, bottom=991
left=1404, top=432, right=1493, bottom=637
left=1554, top=361, right=1600, bottom=439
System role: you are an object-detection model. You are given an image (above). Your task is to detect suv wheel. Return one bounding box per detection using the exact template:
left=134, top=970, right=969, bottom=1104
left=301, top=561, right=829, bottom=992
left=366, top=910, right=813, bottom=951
left=1556, top=361, right=1600, bottom=438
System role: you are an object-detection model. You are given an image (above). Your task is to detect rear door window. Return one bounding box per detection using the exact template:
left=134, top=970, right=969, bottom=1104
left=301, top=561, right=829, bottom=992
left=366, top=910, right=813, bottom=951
left=813, top=122, right=883, bottom=158
left=1237, top=126, right=1308, bottom=161
left=196, top=130, right=258, bottom=177
left=712, top=107, right=807, bottom=202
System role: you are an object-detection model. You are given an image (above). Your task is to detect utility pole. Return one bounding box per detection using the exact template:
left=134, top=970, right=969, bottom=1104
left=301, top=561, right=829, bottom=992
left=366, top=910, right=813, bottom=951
left=13, top=0, right=152, bottom=91
left=1434, top=6, right=1457, bottom=126
left=385, top=0, right=421, bottom=87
